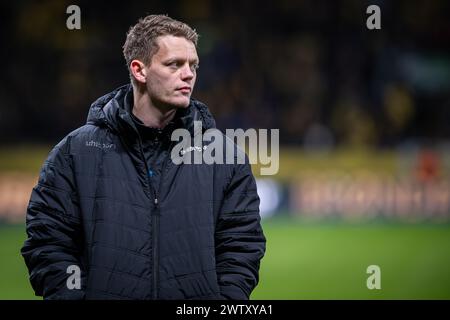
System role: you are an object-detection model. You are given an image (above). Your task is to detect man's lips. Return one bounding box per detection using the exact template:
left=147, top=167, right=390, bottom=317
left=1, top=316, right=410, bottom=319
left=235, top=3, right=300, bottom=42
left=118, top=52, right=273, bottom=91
left=177, top=87, right=191, bottom=93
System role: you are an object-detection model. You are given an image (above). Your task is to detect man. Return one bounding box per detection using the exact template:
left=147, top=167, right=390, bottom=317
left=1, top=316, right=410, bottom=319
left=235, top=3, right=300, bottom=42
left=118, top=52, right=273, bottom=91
left=21, top=14, right=266, bottom=300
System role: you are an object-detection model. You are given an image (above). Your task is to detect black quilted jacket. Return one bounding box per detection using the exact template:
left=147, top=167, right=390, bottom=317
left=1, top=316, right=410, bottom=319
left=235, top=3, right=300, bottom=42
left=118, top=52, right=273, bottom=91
left=21, top=84, right=266, bottom=300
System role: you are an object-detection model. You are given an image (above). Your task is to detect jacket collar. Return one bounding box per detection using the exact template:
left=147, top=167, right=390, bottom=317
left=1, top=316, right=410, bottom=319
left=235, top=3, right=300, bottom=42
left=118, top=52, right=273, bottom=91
left=87, top=84, right=216, bottom=138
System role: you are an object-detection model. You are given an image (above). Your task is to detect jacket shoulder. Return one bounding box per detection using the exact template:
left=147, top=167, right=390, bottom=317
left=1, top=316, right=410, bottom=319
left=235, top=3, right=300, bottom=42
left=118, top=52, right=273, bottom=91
left=51, top=124, right=111, bottom=157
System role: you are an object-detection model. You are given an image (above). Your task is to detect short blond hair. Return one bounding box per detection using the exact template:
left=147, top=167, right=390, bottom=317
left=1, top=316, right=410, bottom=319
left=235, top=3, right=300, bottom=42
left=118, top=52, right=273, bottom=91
left=123, top=14, right=198, bottom=83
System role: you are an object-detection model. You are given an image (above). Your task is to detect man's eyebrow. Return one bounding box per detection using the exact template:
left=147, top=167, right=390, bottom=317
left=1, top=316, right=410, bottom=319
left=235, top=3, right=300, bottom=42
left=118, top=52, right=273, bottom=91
left=163, top=56, right=199, bottom=64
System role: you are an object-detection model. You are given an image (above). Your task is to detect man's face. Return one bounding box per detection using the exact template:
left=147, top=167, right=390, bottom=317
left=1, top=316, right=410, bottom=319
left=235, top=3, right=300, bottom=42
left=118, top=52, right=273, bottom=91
left=144, top=35, right=199, bottom=109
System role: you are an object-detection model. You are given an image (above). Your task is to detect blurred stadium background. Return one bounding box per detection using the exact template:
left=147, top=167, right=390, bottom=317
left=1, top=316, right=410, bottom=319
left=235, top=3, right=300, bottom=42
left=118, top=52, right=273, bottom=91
left=1, top=0, right=449, bottom=299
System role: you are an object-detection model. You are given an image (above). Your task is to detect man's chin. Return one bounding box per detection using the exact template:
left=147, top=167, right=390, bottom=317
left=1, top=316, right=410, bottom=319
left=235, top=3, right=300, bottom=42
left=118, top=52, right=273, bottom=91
left=155, top=97, right=190, bottom=110
left=169, top=97, right=191, bottom=108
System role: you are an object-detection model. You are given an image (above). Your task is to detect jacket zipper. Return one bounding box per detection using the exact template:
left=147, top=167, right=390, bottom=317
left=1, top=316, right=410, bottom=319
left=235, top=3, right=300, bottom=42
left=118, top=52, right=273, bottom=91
left=152, top=197, right=159, bottom=300
left=139, top=135, right=174, bottom=300
left=151, top=138, right=175, bottom=299
left=136, top=136, right=159, bottom=299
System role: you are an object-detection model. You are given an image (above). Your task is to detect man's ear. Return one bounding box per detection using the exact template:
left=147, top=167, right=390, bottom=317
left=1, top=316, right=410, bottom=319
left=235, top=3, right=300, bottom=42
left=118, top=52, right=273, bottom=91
left=130, top=60, right=147, bottom=84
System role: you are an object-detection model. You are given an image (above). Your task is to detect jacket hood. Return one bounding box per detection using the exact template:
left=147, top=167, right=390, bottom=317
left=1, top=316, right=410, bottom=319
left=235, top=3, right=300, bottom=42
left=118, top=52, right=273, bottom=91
left=86, top=84, right=216, bottom=137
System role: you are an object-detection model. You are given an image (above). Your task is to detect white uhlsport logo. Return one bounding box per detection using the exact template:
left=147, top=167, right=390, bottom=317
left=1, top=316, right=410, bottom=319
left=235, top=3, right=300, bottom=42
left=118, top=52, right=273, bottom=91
left=179, top=145, right=208, bottom=155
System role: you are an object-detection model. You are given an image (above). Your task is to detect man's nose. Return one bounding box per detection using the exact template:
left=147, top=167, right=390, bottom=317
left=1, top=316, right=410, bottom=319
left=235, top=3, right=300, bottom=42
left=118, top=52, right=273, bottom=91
left=180, top=64, right=194, bottom=81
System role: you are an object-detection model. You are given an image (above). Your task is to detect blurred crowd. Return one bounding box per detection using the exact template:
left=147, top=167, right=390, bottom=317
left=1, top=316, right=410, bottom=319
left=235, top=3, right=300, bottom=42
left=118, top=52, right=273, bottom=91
left=1, top=0, right=449, bottom=148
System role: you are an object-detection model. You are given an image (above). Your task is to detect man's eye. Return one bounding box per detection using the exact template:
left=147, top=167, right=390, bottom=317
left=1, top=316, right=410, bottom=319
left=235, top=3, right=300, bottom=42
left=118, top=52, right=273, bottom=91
left=166, top=61, right=179, bottom=69
left=191, top=64, right=199, bottom=71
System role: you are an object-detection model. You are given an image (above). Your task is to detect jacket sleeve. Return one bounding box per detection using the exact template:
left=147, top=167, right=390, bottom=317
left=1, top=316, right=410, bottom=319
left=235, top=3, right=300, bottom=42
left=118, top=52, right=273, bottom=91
left=215, top=159, right=266, bottom=300
left=21, top=137, right=85, bottom=299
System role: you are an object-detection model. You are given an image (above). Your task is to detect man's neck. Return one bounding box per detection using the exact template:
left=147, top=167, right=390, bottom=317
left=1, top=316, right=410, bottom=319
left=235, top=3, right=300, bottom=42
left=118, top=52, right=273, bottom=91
left=132, top=85, right=177, bottom=129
